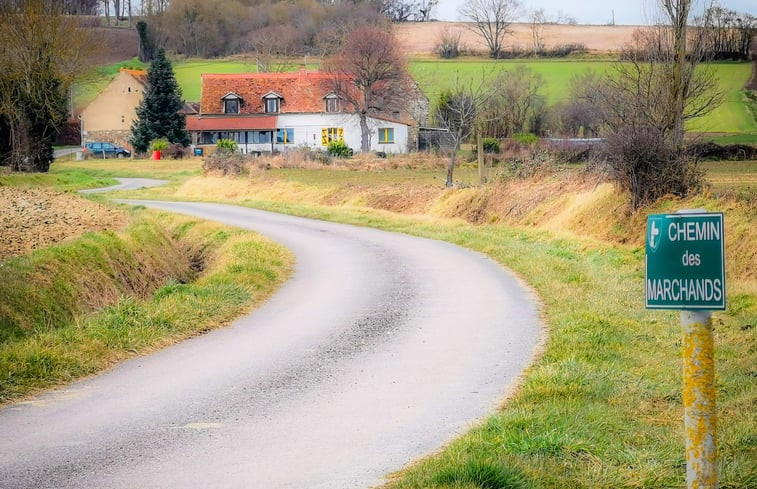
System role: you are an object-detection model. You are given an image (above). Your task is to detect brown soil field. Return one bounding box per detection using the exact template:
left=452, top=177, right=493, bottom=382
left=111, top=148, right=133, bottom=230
left=0, top=187, right=127, bottom=261
left=395, top=22, right=642, bottom=55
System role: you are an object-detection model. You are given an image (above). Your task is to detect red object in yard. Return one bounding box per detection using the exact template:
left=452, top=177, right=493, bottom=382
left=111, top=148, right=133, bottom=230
left=152, top=150, right=161, bottom=160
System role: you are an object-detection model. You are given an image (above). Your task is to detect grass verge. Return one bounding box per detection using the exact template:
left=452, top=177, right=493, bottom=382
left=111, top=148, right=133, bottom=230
left=0, top=208, right=293, bottom=403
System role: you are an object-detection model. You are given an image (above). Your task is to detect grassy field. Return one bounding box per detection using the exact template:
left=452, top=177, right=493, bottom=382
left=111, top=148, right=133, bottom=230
left=75, top=58, right=755, bottom=135
left=410, top=60, right=754, bottom=134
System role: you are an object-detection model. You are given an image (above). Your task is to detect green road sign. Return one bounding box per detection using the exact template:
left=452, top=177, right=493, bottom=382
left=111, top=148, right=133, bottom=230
left=645, top=212, right=726, bottom=310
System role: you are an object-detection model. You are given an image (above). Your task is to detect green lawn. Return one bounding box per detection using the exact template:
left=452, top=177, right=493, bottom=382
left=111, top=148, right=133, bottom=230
left=173, top=59, right=257, bottom=101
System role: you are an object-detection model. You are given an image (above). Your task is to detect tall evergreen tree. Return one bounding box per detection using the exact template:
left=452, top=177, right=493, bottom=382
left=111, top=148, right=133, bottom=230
left=130, top=49, right=189, bottom=153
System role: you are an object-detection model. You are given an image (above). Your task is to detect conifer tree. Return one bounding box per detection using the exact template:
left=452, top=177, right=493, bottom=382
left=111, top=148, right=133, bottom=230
left=130, top=49, right=189, bottom=153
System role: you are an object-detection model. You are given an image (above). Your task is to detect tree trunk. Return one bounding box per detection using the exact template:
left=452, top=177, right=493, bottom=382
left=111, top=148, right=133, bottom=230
left=446, top=151, right=456, bottom=187
left=666, top=0, right=690, bottom=151
left=359, top=112, right=370, bottom=152
left=477, top=132, right=485, bottom=185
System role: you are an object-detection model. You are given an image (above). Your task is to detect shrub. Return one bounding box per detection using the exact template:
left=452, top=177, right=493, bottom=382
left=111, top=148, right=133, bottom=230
left=495, top=149, right=555, bottom=180
left=436, top=27, right=462, bottom=59
left=601, top=126, right=704, bottom=210
left=483, top=137, right=501, bottom=153
left=216, top=138, right=238, bottom=154
left=542, top=43, right=588, bottom=57
left=512, top=133, right=539, bottom=145
left=164, top=143, right=187, bottom=159
left=687, top=142, right=757, bottom=161
left=202, top=152, right=248, bottom=176
left=327, top=139, right=352, bottom=158
left=149, top=138, right=169, bottom=151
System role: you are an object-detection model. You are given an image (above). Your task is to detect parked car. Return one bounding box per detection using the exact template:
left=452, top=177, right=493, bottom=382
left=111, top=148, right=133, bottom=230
left=83, top=142, right=131, bottom=159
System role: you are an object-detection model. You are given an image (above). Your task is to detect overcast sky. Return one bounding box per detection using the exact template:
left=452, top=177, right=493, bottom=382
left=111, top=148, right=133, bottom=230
left=434, top=0, right=756, bottom=25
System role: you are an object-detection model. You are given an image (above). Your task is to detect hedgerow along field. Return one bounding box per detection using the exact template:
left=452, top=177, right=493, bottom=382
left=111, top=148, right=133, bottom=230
left=75, top=58, right=755, bottom=135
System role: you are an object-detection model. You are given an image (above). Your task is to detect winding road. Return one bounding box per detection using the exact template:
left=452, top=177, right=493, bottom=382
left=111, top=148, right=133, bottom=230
left=0, top=189, right=541, bottom=489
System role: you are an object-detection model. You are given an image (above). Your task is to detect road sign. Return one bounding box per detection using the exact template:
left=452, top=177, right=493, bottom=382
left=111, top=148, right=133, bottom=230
left=645, top=212, right=725, bottom=310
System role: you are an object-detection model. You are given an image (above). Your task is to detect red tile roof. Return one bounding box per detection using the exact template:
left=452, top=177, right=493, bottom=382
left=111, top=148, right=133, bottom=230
left=185, top=115, right=277, bottom=131
left=120, top=68, right=148, bottom=86
left=200, top=69, right=340, bottom=115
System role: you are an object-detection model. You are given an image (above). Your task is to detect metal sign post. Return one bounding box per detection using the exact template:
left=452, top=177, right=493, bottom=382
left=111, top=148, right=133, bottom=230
left=646, top=210, right=725, bottom=489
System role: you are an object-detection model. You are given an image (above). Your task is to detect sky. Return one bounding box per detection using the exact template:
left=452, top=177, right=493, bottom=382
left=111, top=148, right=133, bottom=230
left=433, top=0, right=756, bottom=26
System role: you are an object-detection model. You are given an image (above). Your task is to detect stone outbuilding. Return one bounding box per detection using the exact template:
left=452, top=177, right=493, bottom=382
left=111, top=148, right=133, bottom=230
left=80, top=68, right=147, bottom=149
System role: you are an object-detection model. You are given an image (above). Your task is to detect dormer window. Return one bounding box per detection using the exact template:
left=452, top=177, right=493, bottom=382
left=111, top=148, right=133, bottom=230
left=224, top=99, right=239, bottom=114
left=324, top=93, right=340, bottom=113
left=221, top=92, right=242, bottom=114
left=262, top=91, right=282, bottom=114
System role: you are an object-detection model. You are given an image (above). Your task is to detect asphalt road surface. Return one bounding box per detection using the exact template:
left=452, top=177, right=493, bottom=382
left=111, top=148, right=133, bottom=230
left=79, top=177, right=169, bottom=194
left=0, top=200, right=541, bottom=489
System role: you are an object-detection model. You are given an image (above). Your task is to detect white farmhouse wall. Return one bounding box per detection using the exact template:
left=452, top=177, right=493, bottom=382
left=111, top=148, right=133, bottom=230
left=275, top=113, right=408, bottom=153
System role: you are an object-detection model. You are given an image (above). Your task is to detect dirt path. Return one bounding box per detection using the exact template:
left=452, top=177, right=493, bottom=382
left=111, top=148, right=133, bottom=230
left=0, top=187, right=127, bottom=261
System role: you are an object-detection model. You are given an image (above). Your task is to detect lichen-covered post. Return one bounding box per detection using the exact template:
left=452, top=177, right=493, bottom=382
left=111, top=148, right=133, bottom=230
left=681, top=309, right=717, bottom=489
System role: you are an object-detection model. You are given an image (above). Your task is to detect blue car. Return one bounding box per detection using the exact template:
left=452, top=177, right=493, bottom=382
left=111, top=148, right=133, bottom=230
left=83, top=142, right=131, bottom=159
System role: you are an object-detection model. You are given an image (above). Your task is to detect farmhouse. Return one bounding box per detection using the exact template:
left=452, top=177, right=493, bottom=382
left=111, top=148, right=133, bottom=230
left=186, top=67, right=412, bottom=154
left=80, top=68, right=147, bottom=147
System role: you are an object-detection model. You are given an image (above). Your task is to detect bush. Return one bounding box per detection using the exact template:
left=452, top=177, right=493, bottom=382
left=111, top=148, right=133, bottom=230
left=54, top=121, right=81, bottom=146
left=512, top=133, right=539, bottom=145
left=436, top=27, right=462, bottom=59
left=483, top=137, right=501, bottom=153
left=202, top=152, right=248, bottom=175
left=687, top=142, right=757, bottom=161
left=542, top=43, right=588, bottom=57
left=495, top=149, right=555, bottom=180
left=601, top=127, right=704, bottom=210
left=164, top=143, right=187, bottom=159
left=216, top=138, right=238, bottom=154
left=327, top=139, right=352, bottom=158
left=149, top=138, right=169, bottom=151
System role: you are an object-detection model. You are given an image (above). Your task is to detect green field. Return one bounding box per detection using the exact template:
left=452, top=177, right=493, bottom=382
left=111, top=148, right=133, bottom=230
left=173, top=59, right=258, bottom=101
left=410, top=60, right=755, bottom=134
left=76, top=58, right=755, bottom=135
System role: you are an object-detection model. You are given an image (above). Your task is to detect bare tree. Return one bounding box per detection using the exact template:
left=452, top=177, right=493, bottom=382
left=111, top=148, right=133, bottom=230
left=479, top=66, right=544, bottom=138
left=558, top=72, right=606, bottom=137
left=416, top=0, right=438, bottom=21
left=661, top=0, right=691, bottom=150
left=247, top=25, right=299, bottom=73
left=433, top=74, right=493, bottom=186
left=324, top=26, right=414, bottom=152
left=458, top=0, right=522, bottom=58
left=595, top=0, right=723, bottom=208
left=0, top=0, right=95, bottom=171
left=435, top=25, right=462, bottom=58
left=380, top=0, right=415, bottom=22
left=529, top=8, right=547, bottom=56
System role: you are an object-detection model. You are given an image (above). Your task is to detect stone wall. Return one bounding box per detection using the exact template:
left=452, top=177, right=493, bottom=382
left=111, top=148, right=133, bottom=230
left=83, top=130, right=133, bottom=151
